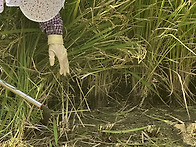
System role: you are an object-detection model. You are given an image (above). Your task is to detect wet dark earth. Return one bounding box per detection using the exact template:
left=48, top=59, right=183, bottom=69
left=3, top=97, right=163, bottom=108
left=67, top=105, right=196, bottom=147
left=1, top=105, right=196, bottom=147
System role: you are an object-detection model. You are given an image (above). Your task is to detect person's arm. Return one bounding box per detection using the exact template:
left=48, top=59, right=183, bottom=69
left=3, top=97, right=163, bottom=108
left=39, top=13, right=69, bottom=76
left=39, top=13, right=63, bottom=35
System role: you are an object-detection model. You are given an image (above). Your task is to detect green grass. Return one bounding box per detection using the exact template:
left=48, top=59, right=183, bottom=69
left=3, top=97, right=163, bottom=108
left=0, top=0, right=195, bottom=146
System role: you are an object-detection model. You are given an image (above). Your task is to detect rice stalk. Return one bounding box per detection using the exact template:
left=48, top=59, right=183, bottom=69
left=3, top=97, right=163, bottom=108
left=128, top=0, right=196, bottom=107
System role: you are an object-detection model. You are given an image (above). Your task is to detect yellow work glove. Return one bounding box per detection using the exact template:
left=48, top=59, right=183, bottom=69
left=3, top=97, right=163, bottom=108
left=48, top=35, right=70, bottom=76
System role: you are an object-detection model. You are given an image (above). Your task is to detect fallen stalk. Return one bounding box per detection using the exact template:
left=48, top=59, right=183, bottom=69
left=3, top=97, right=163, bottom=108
left=101, top=126, right=149, bottom=134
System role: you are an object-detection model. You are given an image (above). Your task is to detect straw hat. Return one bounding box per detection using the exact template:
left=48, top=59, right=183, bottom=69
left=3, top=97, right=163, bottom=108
left=0, top=0, right=65, bottom=22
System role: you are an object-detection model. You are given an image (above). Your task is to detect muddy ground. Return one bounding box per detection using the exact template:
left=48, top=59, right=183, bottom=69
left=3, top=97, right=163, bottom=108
left=2, top=105, right=196, bottom=147
left=57, top=105, right=196, bottom=147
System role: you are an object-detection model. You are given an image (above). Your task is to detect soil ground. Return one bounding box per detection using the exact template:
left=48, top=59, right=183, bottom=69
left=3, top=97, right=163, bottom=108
left=65, top=105, right=196, bottom=147
left=1, top=105, right=196, bottom=147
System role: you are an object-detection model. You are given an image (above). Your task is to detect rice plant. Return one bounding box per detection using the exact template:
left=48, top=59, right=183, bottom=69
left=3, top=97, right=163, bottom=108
left=126, top=0, right=196, bottom=107
left=0, top=0, right=195, bottom=146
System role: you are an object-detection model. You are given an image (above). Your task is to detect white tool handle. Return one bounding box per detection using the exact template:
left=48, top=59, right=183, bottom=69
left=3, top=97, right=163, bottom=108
left=0, top=79, right=42, bottom=108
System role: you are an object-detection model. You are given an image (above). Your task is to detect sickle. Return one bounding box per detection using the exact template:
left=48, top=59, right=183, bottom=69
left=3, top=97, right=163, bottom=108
left=0, top=79, right=51, bottom=125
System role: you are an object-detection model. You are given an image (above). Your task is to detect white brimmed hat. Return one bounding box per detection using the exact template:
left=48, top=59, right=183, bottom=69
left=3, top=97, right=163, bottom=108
left=0, top=0, right=5, bottom=13
left=20, top=0, right=65, bottom=22
left=0, top=0, right=21, bottom=13
left=0, top=0, right=65, bottom=22
left=6, top=0, right=20, bottom=6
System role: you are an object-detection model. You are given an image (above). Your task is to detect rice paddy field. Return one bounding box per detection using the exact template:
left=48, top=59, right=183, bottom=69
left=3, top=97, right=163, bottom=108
left=0, top=0, right=195, bottom=146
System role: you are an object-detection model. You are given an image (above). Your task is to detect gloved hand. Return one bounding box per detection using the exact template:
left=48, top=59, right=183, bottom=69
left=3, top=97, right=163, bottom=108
left=48, top=35, right=70, bottom=76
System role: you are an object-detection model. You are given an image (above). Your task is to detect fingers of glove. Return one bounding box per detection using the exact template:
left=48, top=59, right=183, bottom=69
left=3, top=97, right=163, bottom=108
left=49, top=48, right=55, bottom=66
left=59, top=56, right=70, bottom=76
left=58, top=49, right=70, bottom=76
left=49, top=44, right=70, bottom=76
